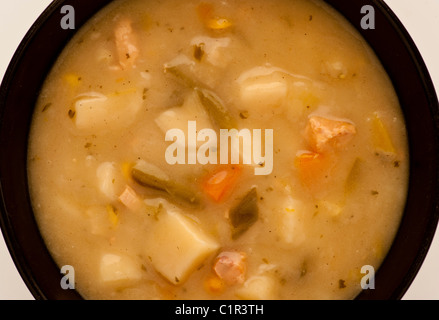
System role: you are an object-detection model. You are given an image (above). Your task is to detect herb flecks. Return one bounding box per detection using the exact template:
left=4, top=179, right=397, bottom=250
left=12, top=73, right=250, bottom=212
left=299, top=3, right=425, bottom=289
left=339, top=279, right=346, bottom=289
left=68, top=109, right=76, bottom=119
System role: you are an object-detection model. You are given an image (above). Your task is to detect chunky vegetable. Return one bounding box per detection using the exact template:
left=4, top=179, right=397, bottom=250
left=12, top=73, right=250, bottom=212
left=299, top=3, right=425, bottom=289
left=106, top=204, right=119, bottom=227
left=196, top=87, right=236, bottom=129
left=145, top=208, right=219, bottom=285
left=131, top=160, right=200, bottom=205
left=294, top=151, right=332, bottom=191
left=229, top=188, right=259, bottom=239
left=306, top=115, right=356, bottom=152
left=114, top=18, right=139, bottom=70
left=196, top=3, right=233, bottom=31
left=235, top=274, right=277, bottom=300
left=202, top=165, right=242, bottom=202
left=118, top=185, right=144, bottom=212
left=213, top=251, right=247, bottom=285
left=99, top=253, right=142, bottom=284
left=371, top=112, right=396, bottom=154
left=164, top=65, right=236, bottom=129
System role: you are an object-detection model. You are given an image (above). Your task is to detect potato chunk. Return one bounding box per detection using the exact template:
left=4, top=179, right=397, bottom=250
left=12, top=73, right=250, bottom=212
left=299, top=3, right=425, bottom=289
left=154, top=91, right=214, bottom=148
left=237, top=66, right=288, bottom=112
left=99, top=253, right=142, bottom=284
left=146, top=210, right=219, bottom=285
left=235, top=275, right=277, bottom=300
left=73, top=90, right=142, bottom=132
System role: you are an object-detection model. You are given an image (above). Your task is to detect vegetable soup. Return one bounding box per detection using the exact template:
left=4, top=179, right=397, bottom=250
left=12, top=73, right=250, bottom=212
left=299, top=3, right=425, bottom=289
left=27, top=0, right=409, bottom=299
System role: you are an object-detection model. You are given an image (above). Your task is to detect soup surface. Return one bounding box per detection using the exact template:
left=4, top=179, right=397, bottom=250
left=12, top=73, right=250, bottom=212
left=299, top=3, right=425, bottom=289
left=28, top=0, right=409, bottom=300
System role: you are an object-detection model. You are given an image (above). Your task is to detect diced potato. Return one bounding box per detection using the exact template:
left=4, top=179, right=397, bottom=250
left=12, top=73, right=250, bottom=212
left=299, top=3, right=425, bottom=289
left=96, top=162, right=119, bottom=200
left=73, top=90, right=142, bottom=132
left=99, top=253, right=142, bottom=284
left=275, top=196, right=306, bottom=246
left=285, top=81, right=321, bottom=121
left=145, top=209, right=219, bottom=285
left=237, top=67, right=289, bottom=112
left=316, top=200, right=343, bottom=217
left=190, top=36, right=231, bottom=67
left=155, top=91, right=214, bottom=147
left=240, top=81, right=288, bottom=107
left=322, top=61, right=348, bottom=79
left=235, top=275, right=277, bottom=300
left=237, top=66, right=321, bottom=119
left=85, top=206, right=108, bottom=235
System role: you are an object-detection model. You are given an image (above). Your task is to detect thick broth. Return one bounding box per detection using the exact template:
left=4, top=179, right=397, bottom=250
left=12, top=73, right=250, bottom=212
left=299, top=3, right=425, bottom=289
left=28, top=0, right=409, bottom=300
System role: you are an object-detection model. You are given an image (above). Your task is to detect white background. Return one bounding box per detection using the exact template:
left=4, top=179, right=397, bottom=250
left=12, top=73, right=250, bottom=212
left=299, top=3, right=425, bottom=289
left=0, top=0, right=438, bottom=300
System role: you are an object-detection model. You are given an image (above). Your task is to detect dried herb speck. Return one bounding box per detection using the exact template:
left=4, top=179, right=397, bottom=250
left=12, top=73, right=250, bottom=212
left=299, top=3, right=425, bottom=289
left=41, top=103, right=52, bottom=113
left=193, top=44, right=205, bottom=61
left=68, top=109, right=76, bottom=118
left=339, top=279, right=346, bottom=289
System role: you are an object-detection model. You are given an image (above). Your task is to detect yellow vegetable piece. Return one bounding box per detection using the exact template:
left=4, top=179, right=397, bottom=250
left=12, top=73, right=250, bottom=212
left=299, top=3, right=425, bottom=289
left=121, top=162, right=134, bottom=180
left=344, top=157, right=363, bottom=195
left=106, top=204, right=119, bottom=227
left=206, top=18, right=232, bottom=30
left=196, top=3, right=232, bottom=31
left=300, top=92, right=320, bottom=109
left=372, top=113, right=395, bottom=154
left=109, top=87, right=138, bottom=97
left=63, top=73, right=81, bottom=88
left=204, top=275, right=225, bottom=294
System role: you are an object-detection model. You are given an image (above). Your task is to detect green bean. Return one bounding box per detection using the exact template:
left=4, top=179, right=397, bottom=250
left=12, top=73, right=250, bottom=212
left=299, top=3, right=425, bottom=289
left=229, top=187, right=259, bottom=240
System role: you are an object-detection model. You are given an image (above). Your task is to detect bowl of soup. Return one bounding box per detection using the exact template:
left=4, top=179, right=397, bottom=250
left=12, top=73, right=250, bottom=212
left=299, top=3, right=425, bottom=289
left=0, top=0, right=438, bottom=300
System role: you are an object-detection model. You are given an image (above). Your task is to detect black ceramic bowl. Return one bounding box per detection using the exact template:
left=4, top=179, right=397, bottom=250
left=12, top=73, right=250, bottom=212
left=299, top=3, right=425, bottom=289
left=0, top=0, right=438, bottom=300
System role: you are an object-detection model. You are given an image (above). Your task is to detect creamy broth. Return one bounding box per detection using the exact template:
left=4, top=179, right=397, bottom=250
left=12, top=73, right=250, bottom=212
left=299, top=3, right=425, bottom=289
left=28, top=0, right=409, bottom=300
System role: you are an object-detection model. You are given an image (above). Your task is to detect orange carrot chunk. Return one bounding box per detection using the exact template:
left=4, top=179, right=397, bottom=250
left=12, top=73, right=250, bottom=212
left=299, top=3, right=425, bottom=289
left=203, top=165, right=242, bottom=202
left=295, top=151, right=333, bottom=192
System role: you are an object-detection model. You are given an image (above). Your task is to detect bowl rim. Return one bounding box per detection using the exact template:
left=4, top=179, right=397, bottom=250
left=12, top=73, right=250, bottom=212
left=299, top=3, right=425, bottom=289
left=1, top=0, right=439, bottom=300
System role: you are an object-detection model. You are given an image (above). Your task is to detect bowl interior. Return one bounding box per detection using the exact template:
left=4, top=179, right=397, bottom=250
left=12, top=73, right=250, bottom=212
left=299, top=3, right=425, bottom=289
left=0, top=0, right=438, bottom=300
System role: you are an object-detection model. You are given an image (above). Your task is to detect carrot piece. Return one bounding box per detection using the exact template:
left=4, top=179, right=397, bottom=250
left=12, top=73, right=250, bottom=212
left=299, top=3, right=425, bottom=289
left=202, top=165, right=242, bottom=202
left=294, top=151, right=333, bottom=191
